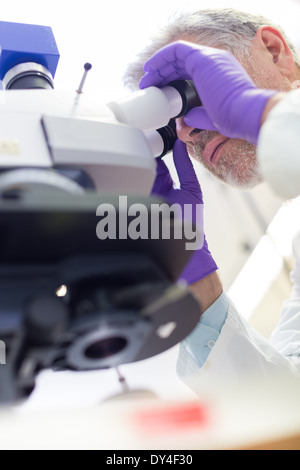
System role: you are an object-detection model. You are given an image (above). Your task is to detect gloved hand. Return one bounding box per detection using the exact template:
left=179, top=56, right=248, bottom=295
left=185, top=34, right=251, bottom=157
left=152, top=139, right=218, bottom=285
left=140, top=41, right=277, bottom=145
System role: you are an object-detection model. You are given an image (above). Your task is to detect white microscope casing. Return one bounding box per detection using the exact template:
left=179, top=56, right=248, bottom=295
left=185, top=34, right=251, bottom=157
left=0, top=89, right=157, bottom=194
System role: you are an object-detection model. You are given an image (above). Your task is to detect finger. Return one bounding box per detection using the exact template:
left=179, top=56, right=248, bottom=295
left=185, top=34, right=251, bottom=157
left=143, top=44, right=181, bottom=72
left=155, top=157, right=170, bottom=177
left=151, top=158, right=173, bottom=196
left=140, top=43, right=195, bottom=89
left=140, top=70, right=174, bottom=89
left=139, top=67, right=190, bottom=89
left=184, top=107, right=220, bottom=132
left=172, top=140, right=201, bottom=193
left=143, top=42, right=196, bottom=71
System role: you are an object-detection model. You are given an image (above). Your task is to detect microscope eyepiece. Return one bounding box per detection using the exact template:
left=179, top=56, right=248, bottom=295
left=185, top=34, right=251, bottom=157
left=108, top=80, right=201, bottom=158
left=150, top=81, right=202, bottom=158
left=147, top=119, right=178, bottom=159
left=108, top=79, right=201, bottom=133
left=167, top=80, right=202, bottom=118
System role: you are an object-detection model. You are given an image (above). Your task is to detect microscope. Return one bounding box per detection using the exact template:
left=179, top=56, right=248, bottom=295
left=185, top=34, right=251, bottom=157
left=0, top=21, right=203, bottom=403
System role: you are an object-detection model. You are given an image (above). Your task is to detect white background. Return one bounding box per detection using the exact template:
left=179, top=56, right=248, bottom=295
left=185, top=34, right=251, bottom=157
left=0, top=0, right=299, bottom=98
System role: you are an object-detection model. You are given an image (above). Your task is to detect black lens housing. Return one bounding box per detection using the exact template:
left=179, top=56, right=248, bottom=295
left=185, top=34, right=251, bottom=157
left=156, top=119, right=177, bottom=158
left=3, top=63, right=54, bottom=90
left=155, top=80, right=202, bottom=158
left=7, top=73, right=54, bottom=90
left=169, top=80, right=202, bottom=118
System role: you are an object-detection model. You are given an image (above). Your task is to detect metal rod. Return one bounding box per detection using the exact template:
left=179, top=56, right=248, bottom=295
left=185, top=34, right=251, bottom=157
left=115, top=367, right=130, bottom=393
left=76, top=63, right=92, bottom=94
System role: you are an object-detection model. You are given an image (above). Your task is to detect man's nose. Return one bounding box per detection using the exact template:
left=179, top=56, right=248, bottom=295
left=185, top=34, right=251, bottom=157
left=175, top=117, right=202, bottom=145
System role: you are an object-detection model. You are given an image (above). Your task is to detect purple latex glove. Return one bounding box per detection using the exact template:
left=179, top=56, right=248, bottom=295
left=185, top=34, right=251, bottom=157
left=140, top=41, right=277, bottom=145
left=152, top=139, right=218, bottom=285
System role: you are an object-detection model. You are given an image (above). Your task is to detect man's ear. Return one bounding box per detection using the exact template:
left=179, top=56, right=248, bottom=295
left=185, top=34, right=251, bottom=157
left=255, top=26, right=294, bottom=76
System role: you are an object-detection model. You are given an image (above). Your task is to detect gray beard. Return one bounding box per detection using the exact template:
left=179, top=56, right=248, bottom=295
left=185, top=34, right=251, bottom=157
left=193, top=131, right=262, bottom=189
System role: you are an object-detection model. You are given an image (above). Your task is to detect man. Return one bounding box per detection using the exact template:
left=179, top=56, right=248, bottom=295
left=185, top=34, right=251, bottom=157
left=124, top=8, right=300, bottom=393
left=125, top=8, right=300, bottom=189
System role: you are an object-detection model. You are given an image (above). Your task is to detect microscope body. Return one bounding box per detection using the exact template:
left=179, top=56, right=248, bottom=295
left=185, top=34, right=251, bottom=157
left=0, top=21, right=202, bottom=403
left=0, top=89, right=157, bottom=194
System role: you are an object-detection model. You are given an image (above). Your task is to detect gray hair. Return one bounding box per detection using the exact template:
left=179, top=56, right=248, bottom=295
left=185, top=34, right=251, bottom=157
left=123, top=8, right=300, bottom=91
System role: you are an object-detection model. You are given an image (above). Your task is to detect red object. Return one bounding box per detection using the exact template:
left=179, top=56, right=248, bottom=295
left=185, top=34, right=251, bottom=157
left=134, top=402, right=210, bottom=435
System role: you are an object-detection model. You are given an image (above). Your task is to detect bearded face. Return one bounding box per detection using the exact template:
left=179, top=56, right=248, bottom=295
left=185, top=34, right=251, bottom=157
left=175, top=44, right=295, bottom=189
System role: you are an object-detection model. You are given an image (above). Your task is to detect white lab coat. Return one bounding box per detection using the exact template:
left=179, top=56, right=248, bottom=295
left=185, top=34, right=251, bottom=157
left=178, top=90, right=300, bottom=395
left=258, top=88, right=300, bottom=200
left=178, top=235, right=300, bottom=395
